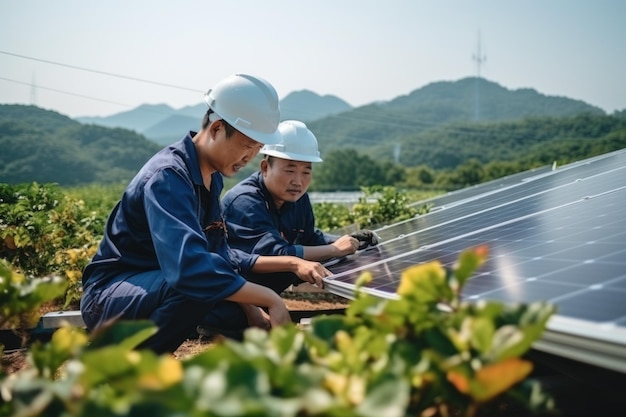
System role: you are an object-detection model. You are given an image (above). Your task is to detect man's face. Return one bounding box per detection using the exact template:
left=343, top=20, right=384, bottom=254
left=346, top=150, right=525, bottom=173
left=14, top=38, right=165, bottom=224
left=262, top=157, right=312, bottom=208
left=211, top=124, right=264, bottom=177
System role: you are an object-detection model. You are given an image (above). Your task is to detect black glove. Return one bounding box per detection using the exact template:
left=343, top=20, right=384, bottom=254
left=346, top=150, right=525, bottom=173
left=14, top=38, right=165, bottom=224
left=350, top=230, right=379, bottom=250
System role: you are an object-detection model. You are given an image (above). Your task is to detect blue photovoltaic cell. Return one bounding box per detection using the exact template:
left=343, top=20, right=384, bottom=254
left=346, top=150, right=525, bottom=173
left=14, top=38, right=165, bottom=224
left=323, top=149, right=626, bottom=371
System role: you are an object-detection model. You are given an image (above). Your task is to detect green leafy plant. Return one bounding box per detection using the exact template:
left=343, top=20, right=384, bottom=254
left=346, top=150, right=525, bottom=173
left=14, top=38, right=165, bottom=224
left=0, top=182, right=102, bottom=307
left=314, top=186, right=432, bottom=233
left=313, top=202, right=352, bottom=231
left=350, top=186, right=430, bottom=229
left=0, top=259, right=68, bottom=331
left=1, top=247, right=556, bottom=416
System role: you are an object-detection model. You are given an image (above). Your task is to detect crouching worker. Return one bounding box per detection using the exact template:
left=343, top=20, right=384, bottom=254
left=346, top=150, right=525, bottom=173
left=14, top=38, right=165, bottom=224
left=221, top=120, right=378, bottom=295
left=80, top=75, right=331, bottom=354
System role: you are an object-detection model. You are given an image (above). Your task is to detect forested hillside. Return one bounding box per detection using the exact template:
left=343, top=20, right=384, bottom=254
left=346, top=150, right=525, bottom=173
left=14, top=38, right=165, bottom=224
left=311, top=113, right=626, bottom=191
left=2, top=94, right=624, bottom=189
left=382, top=113, right=626, bottom=169
left=0, top=105, right=162, bottom=185
left=309, top=77, right=608, bottom=158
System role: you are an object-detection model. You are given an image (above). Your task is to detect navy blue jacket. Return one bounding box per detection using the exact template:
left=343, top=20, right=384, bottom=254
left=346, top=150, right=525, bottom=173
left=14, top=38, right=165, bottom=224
left=221, top=171, right=336, bottom=258
left=82, top=133, right=256, bottom=302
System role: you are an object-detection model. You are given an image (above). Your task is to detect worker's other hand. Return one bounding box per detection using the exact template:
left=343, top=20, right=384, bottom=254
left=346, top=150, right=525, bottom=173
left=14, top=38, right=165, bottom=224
left=267, top=300, right=292, bottom=328
left=240, top=304, right=271, bottom=330
left=331, top=234, right=361, bottom=257
left=294, top=259, right=332, bottom=289
left=350, top=230, right=379, bottom=250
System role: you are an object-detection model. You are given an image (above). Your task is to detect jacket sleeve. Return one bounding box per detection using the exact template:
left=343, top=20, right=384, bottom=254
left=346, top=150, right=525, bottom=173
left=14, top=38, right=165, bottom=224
left=144, top=168, right=246, bottom=302
left=224, top=192, right=303, bottom=258
left=300, top=194, right=338, bottom=246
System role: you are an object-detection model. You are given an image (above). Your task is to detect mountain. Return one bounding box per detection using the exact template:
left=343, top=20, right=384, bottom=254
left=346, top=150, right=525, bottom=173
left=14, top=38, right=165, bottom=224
left=3, top=77, right=622, bottom=187
left=75, top=91, right=352, bottom=145
left=77, top=103, right=175, bottom=132
left=142, top=114, right=202, bottom=145
left=2, top=102, right=624, bottom=188
left=307, top=77, right=606, bottom=160
left=386, top=78, right=600, bottom=118
left=1, top=105, right=162, bottom=186
left=279, top=90, right=352, bottom=122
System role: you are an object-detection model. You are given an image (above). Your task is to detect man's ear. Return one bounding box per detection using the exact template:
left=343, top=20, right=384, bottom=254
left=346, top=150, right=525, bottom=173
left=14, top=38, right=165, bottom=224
left=260, top=158, right=269, bottom=175
left=208, top=120, right=222, bottom=140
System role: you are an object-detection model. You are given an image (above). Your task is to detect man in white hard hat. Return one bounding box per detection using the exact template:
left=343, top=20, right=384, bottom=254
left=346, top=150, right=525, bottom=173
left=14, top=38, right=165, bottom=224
left=221, top=120, right=378, bottom=294
left=80, top=75, right=331, bottom=353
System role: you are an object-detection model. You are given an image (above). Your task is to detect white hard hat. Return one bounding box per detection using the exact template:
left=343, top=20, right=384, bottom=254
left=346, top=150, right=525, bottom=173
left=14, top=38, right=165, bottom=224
left=261, top=120, right=323, bottom=163
left=204, top=74, right=281, bottom=145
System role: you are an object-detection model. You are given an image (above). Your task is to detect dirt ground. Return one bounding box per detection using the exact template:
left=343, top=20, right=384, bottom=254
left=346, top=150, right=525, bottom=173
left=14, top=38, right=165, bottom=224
left=1, top=284, right=349, bottom=373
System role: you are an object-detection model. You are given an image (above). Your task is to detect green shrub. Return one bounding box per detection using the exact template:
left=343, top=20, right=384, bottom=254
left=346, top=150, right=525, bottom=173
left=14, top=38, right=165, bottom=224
left=0, top=182, right=102, bottom=307
left=0, top=247, right=555, bottom=416
left=0, top=259, right=67, bottom=333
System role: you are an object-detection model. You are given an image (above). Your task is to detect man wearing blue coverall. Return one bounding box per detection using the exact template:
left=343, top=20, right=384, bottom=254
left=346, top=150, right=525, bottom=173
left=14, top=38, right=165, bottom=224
left=221, top=120, right=378, bottom=294
left=80, top=75, right=331, bottom=354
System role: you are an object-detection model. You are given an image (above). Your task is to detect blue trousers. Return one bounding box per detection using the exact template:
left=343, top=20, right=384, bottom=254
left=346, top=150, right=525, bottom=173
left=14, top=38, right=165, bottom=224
left=80, top=269, right=248, bottom=354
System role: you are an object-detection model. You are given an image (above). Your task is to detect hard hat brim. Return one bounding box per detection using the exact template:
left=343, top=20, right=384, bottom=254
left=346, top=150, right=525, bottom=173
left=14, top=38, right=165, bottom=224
left=261, top=149, right=323, bottom=163
left=236, top=125, right=282, bottom=145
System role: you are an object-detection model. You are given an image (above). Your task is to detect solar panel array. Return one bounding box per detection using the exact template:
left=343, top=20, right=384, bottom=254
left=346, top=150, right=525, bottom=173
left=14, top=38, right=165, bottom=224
left=324, top=149, right=626, bottom=373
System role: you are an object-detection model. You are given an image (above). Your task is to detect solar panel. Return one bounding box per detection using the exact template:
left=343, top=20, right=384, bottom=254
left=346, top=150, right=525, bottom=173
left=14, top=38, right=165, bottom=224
left=411, top=163, right=555, bottom=211
left=323, top=148, right=626, bottom=373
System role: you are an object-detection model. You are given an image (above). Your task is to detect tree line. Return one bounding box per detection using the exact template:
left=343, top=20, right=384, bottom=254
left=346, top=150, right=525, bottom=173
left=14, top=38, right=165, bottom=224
left=1, top=105, right=625, bottom=192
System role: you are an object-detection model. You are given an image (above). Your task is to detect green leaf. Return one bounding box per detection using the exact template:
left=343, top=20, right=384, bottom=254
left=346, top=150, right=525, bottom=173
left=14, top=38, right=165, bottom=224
left=469, top=317, right=495, bottom=354
left=310, top=315, right=354, bottom=342
left=80, top=346, right=144, bottom=387
left=356, top=374, right=410, bottom=417
left=425, top=328, right=459, bottom=357
left=453, top=245, right=489, bottom=288
left=486, top=325, right=527, bottom=362
left=397, top=261, right=452, bottom=303
left=86, top=320, right=158, bottom=350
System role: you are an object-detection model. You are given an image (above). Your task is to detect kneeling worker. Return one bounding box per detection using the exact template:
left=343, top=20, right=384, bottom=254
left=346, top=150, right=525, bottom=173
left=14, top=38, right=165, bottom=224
left=221, top=120, right=378, bottom=294
left=80, top=76, right=331, bottom=353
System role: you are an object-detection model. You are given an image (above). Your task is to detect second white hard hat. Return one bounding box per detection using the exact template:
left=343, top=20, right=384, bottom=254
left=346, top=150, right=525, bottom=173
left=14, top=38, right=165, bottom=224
left=261, top=120, right=323, bottom=163
left=204, top=74, right=281, bottom=145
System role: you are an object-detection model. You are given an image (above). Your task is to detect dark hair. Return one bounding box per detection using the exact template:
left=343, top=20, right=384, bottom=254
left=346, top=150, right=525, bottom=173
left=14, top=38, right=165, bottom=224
left=202, top=109, right=236, bottom=137
left=264, top=155, right=275, bottom=166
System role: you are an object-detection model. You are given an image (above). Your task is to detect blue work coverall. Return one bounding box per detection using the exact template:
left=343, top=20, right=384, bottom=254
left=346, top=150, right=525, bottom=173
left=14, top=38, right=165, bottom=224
left=80, top=133, right=256, bottom=353
left=221, top=171, right=337, bottom=293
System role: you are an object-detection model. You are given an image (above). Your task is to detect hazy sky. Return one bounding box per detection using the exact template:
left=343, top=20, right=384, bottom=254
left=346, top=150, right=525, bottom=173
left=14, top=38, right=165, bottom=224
left=1, top=0, right=625, bottom=118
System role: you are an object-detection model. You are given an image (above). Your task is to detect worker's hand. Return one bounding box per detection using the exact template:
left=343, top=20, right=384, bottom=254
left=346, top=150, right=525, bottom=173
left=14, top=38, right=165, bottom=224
left=240, top=303, right=271, bottom=330
left=331, top=234, right=361, bottom=257
left=226, top=282, right=291, bottom=329
left=293, top=258, right=332, bottom=289
left=266, top=298, right=292, bottom=328
left=350, top=230, right=379, bottom=250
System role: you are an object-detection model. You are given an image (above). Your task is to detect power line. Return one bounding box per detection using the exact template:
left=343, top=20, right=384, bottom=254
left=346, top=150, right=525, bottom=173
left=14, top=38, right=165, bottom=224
left=30, top=72, right=37, bottom=106
left=1, top=74, right=491, bottom=139
left=0, top=50, right=203, bottom=93
left=0, top=75, right=145, bottom=110
left=1, top=50, right=499, bottom=138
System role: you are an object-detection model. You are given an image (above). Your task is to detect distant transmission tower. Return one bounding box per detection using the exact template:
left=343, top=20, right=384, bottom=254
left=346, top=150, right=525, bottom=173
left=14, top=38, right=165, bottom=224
left=30, top=72, right=37, bottom=106
left=472, top=30, right=486, bottom=121
left=393, top=143, right=401, bottom=163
